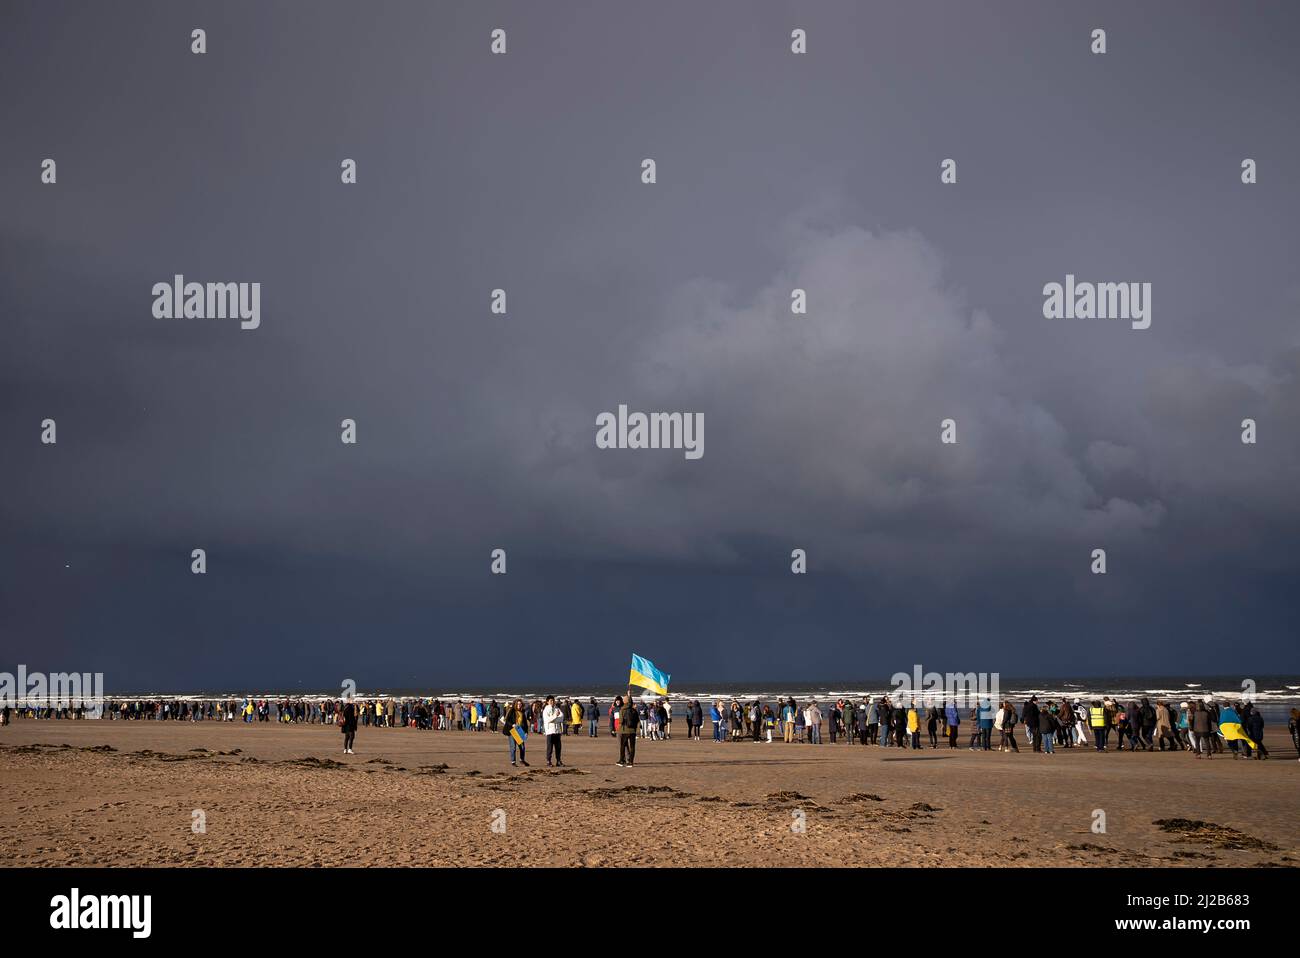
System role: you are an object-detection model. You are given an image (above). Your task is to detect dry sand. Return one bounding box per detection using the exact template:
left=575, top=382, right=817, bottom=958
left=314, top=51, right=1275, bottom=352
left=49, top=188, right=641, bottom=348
left=1, top=720, right=1295, bottom=867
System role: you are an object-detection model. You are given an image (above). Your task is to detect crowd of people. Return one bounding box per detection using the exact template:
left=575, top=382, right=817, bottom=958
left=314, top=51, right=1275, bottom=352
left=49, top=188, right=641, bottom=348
left=4, top=693, right=1297, bottom=766
left=697, top=695, right=1290, bottom=760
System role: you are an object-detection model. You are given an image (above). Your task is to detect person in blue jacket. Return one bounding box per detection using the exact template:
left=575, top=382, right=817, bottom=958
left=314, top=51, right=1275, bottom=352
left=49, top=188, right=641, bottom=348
left=977, top=700, right=995, bottom=751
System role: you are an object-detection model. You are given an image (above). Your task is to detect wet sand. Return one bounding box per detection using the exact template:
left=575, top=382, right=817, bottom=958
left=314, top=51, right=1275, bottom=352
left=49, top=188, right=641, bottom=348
left=1, top=720, right=1296, bottom=867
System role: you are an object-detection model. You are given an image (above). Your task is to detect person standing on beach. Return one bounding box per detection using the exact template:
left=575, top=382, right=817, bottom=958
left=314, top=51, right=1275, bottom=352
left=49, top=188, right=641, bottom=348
left=1072, top=700, right=1089, bottom=747
left=1242, top=703, right=1268, bottom=759
left=1190, top=701, right=1211, bottom=758
left=542, top=695, right=565, bottom=767
left=1139, top=698, right=1157, bottom=751
left=993, top=696, right=1013, bottom=748
left=1115, top=703, right=1133, bottom=751
left=1039, top=706, right=1057, bottom=754
left=617, top=693, right=639, bottom=767
left=340, top=698, right=358, bottom=754
left=1154, top=700, right=1175, bottom=750
left=944, top=700, right=959, bottom=749
left=1088, top=700, right=1107, bottom=751
left=1056, top=700, right=1073, bottom=747
left=502, top=698, right=529, bottom=767
left=1023, top=696, right=1040, bottom=752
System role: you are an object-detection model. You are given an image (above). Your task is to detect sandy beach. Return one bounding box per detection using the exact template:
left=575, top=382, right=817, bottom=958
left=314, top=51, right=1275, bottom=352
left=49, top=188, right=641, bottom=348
left=2, top=719, right=1295, bottom=868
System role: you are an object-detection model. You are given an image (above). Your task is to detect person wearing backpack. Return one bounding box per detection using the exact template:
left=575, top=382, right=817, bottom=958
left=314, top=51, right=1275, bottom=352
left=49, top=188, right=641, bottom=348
left=617, top=693, right=639, bottom=767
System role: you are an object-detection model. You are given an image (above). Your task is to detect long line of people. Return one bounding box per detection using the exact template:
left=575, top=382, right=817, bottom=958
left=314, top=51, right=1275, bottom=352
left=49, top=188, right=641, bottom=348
left=5, top=694, right=1295, bottom=764
left=679, top=695, right=1292, bottom=760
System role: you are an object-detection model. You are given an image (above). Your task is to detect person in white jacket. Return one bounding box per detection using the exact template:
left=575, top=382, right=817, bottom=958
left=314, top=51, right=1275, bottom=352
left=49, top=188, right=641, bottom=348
left=1073, top=699, right=1090, bottom=746
left=542, top=695, right=566, bottom=767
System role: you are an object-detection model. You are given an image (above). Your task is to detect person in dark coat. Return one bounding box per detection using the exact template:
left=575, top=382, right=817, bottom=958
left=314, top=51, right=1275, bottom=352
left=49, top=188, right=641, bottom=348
left=1243, top=704, right=1269, bottom=759
left=1023, top=696, right=1041, bottom=752
left=340, top=699, right=358, bottom=754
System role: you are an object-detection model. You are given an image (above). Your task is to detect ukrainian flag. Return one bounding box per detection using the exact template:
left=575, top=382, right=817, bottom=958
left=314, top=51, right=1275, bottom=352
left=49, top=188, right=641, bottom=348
left=1217, top=706, right=1258, bottom=750
left=509, top=724, right=527, bottom=746
left=629, top=653, right=671, bottom=696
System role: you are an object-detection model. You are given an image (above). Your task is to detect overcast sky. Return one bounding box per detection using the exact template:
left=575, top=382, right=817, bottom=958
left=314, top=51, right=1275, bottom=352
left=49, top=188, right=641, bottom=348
left=2, top=1, right=1298, bottom=690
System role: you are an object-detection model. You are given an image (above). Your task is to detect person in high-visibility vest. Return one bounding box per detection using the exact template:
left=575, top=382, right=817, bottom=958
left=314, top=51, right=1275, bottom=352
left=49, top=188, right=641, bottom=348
left=1088, top=701, right=1107, bottom=751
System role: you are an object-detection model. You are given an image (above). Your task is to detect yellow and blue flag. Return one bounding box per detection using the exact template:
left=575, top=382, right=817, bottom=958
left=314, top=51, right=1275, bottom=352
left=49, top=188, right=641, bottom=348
left=1217, top=706, right=1257, bottom=750
left=629, top=653, right=671, bottom=696
left=509, top=724, right=527, bottom=746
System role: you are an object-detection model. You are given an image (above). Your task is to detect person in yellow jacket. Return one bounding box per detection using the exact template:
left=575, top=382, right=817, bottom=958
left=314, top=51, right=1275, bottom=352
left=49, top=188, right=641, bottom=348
left=1088, top=700, right=1108, bottom=752
left=907, top=700, right=921, bottom=749
left=569, top=699, right=583, bottom=733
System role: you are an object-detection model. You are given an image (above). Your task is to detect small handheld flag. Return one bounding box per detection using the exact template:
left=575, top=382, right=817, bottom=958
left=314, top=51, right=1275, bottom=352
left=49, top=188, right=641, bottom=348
left=509, top=724, right=527, bottom=746
left=629, top=653, right=671, bottom=696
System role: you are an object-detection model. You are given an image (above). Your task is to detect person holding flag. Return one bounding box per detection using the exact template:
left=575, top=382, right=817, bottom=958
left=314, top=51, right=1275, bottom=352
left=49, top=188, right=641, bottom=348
left=1218, top=702, right=1262, bottom=759
left=617, top=692, right=640, bottom=766
left=619, top=654, right=668, bottom=765
left=502, top=698, right=529, bottom=767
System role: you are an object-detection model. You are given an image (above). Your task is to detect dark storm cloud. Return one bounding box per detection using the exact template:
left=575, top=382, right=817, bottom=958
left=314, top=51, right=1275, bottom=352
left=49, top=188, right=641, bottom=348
left=1, top=1, right=1298, bottom=687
